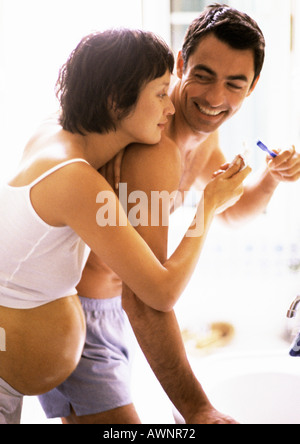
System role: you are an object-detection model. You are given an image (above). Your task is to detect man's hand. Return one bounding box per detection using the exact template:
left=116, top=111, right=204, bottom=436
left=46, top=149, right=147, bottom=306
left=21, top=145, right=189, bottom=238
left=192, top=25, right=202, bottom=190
left=186, top=406, right=239, bottom=425
left=267, top=145, right=300, bottom=183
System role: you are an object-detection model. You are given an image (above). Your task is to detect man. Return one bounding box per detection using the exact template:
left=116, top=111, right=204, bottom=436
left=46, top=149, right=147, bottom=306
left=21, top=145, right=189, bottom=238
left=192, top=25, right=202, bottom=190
left=39, top=4, right=300, bottom=424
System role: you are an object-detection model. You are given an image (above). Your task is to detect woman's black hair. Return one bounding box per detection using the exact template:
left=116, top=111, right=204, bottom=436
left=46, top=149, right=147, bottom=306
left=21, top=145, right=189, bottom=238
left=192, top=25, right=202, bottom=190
left=56, top=29, right=174, bottom=135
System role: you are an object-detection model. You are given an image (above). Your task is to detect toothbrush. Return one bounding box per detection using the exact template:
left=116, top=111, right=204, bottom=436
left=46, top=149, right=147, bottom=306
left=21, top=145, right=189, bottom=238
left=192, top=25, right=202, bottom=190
left=257, top=140, right=277, bottom=158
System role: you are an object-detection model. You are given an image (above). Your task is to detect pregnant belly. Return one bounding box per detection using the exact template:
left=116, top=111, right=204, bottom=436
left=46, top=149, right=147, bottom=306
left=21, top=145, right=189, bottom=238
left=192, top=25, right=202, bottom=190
left=0, top=295, right=86, bottom=395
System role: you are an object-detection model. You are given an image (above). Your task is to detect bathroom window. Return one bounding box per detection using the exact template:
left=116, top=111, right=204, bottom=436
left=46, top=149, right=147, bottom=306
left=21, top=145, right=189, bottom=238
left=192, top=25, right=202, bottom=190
left=170, top=0, right=212, bottom=54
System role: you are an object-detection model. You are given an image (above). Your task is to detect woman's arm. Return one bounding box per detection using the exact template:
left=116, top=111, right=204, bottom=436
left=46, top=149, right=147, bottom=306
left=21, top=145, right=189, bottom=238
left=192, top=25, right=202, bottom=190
left=32, top=149, right=250, bottom=312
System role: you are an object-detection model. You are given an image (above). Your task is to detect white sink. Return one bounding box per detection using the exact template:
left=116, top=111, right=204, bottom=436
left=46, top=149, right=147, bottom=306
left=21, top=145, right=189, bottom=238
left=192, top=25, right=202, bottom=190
left=190, top=350, right=300, bottom=424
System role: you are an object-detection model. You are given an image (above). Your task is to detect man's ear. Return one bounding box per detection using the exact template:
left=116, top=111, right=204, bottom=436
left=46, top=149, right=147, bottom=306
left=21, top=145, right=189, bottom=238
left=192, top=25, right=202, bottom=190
left=247, top=74, right=260, bottom=97
left=176, top=51, right=185, bottom=79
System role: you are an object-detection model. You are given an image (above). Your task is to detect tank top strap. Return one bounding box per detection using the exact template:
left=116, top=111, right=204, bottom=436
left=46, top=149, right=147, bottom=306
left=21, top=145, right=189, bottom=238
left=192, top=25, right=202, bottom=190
left=28, top=158, right=90, bottom=188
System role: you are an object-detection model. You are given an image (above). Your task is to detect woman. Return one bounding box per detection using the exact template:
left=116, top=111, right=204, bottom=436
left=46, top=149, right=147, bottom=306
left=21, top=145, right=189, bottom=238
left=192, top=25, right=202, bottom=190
left=0, top=29, right=250, bottom=424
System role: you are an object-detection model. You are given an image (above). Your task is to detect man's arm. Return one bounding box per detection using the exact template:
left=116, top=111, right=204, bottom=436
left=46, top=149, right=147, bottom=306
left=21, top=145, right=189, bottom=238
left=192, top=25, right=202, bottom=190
left=190, top=133, right=300, bottom=226
left=120, top=138, right=237, bottom=424
left=220, top=145, right=300, bottom=226
left=188, top=131, right=277, bottom=225
left=219, top=168, right=279, bottom=226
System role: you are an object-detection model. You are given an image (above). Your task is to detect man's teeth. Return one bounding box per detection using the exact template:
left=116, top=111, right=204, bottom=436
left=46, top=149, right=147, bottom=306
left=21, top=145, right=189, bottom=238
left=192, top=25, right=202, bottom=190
left=195, top=103, right=223, bottom=116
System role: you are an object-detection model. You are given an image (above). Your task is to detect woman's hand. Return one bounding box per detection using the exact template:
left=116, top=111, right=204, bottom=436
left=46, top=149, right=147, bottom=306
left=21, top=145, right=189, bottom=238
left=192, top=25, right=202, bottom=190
left=205, top=155, right=252, bottom=215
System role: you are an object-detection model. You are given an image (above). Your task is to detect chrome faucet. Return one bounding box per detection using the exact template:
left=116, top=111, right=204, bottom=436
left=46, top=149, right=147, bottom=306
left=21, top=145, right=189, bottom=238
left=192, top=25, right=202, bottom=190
left=287, top=296, right=300, bottom=319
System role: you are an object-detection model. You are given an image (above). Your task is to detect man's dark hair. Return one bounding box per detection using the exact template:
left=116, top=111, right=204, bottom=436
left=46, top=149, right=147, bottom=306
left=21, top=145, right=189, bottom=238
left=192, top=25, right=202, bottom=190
left=56, top=29, right=174, bottom=134
left=182, top=3, right=265, bottom=86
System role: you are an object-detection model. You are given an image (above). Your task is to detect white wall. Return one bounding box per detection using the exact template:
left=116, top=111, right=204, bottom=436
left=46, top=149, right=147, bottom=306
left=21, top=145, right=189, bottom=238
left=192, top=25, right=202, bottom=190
left=0, top=0, right=144, bottom=182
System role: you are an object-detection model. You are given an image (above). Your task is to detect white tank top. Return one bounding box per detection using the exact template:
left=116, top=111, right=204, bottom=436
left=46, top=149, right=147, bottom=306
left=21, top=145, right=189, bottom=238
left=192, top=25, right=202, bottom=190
left=0, top=159, right=91, bottom=309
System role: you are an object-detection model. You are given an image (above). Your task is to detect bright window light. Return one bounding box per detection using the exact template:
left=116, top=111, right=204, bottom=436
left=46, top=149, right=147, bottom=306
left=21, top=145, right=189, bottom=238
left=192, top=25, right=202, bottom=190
left=0, top=0, right=144, bottom=180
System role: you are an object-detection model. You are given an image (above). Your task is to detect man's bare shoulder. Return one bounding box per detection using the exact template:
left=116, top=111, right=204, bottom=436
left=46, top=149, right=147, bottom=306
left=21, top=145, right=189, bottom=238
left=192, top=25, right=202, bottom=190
left=124, top=135, right=180, bottom=168
left=121, top=135, right=181, bottom=192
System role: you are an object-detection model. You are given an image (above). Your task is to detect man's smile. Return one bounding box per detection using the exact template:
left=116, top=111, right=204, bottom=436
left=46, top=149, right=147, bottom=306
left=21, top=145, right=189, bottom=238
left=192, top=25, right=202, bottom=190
left=193, top=101, right=226, bottom=117
left=194, top=101, right=226, bottom=119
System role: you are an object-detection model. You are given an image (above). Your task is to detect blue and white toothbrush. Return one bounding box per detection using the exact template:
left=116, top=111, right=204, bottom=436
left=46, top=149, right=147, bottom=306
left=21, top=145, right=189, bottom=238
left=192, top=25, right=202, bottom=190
left=257, top=140, right=277, bottom=158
